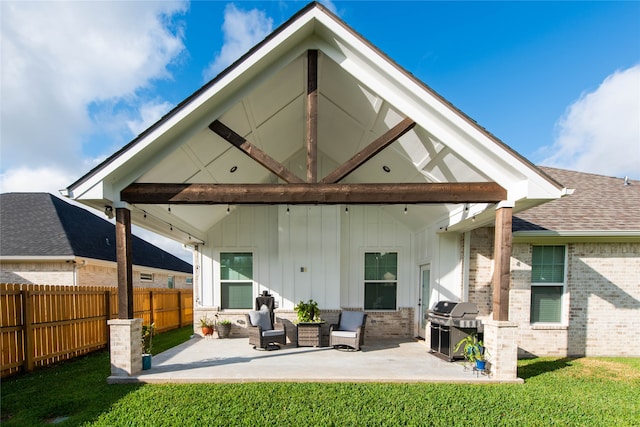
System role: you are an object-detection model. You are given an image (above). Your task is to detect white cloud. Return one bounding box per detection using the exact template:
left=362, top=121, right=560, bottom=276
left=126, top=100, right=174, bottom=136
left=203, top=4, right=273, bottom=80
left=539, top=65, right=640, bottom=179
left=0, top=0, right=187, bottom=191
left=0, top=166, right=77, bottom=195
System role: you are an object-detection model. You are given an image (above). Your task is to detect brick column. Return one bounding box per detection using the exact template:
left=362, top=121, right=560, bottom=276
left=483, top=319, right=522, bottom=382
left=107, top=318, right=142, bottom=377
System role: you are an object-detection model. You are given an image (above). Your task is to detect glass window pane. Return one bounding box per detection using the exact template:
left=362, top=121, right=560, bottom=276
left=531, top=246, right=564, bottom=283
left=221, top=252, right=253, bottom=281
left=364, top=252, right=398, bottom=281
left=364, top=282, right=397, bottom=310
left=531, top=286, right=562, bottom=323
left=221, top=282, right=253, bottom=309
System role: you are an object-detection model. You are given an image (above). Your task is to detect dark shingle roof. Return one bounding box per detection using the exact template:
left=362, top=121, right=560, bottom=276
left=514, top=167, right=640, bottom=232
left=0, top=193, right=192, bottom=273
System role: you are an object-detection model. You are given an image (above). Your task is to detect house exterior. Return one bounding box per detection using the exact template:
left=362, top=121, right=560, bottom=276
left=61, top=3, right=601, bottom=377
left=468, top=167, right=638, bottom=357
left=0, top=193, right=193, bottom=289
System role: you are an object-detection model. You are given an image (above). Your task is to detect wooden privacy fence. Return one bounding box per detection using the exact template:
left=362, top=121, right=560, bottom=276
left=0, top=284, right=193, bottom=378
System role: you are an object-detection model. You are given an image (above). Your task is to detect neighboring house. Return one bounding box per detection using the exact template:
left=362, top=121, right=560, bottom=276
left=0, top=193, right=193, bottom=288
left=491, top=167, right=637, bottom=357
left=61, top=2, right=637, bottom=364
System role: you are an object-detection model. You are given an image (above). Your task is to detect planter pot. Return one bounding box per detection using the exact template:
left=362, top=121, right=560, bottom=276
left=142, top=354, right=152, bottom=370
left=475, top=360, right=486, bottom=370
left=201, top=326, right=214, bottom=336
left=217, top=323, right=231, bottom=338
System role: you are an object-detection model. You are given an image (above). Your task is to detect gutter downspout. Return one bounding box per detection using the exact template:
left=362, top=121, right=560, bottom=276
left=73, top=259, right=87, bottom=286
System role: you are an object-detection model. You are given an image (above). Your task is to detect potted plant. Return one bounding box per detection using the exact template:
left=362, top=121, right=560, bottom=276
left=294, top=299, right=321, bottom=323
left=294, top=300, right=323, bottom=347
left=141, top=323, right=154, bottom=370
left=200, top=316, right=214, bottom=336
left=216, top=318, right=232, bottom=338
left=454, top=333, right=490, bottom=370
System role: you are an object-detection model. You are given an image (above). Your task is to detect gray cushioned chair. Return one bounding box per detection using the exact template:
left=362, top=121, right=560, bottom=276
left=245, top=307, right=286, bottom=350
left=329, top=311, right=367, bottom=351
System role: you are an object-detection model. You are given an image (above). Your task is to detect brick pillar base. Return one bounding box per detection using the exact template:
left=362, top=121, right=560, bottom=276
left=484, top=320, right=521, bottom=381
left=107, top=318, right=142, bottom=376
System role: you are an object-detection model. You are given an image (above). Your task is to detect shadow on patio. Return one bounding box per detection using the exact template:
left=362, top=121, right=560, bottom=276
left=109, top=336, right=523, bottom=384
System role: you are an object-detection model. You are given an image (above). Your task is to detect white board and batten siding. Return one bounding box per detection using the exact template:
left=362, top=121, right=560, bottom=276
left=197, top=204, right=445, bottom=312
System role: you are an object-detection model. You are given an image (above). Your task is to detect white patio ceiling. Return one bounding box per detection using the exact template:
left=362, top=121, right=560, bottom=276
left=66, top=3, right=563, bottom=244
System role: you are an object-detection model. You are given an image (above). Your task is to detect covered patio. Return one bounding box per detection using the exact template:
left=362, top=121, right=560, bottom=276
left=66, top=3, right=565, bottom=382
left=108, top=337, right=522, bottom=384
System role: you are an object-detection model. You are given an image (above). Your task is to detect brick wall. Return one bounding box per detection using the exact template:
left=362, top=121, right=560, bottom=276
left=469, top=228, right=640, bottom=357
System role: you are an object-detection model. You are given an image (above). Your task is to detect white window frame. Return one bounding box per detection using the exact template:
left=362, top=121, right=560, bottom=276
left=218, top=251, right=254, bottom=310
left=529, top=245, right=568, bottom=325
left=363, top=251, right=399, bottom=311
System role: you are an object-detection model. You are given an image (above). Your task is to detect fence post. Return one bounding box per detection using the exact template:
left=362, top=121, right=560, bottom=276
left=105, top=290, right=111, bottom=348
left=178, top=291, right=183, bottom=327
left=22, top=290, right=34, bottom=372
left=148, top=290, right=154, bottom=326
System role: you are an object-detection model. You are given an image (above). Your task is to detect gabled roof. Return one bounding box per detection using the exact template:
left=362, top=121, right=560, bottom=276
left=66, top=2, right=564, bottom=242
left=0, top=193, right=192, bottom=273
left=514, top=167, right=640, bottom=236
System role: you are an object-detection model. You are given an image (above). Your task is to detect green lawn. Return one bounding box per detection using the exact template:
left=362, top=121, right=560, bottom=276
left=1, top=326, right=638, bottom=426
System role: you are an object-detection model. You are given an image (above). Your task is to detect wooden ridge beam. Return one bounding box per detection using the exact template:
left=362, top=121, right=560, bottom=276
left=321, top=117, right=416, bottom=184
left=209, top=120, right=303, bottom=184
left=307, top=49, right=318, bottom=183
left=121, top=182, right=506, bottom=205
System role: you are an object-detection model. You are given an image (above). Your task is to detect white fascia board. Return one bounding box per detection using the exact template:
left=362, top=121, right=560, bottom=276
left=513, top=230, right=640, bottom=243
left=0, top=255, right=76, bottom=262
left=314, top=12, right=562, bottom=202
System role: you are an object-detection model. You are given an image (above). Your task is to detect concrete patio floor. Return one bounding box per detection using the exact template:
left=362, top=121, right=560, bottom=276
left=109, top=337, right=523, bottom=384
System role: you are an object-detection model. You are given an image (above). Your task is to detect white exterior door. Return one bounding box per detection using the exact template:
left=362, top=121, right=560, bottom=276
left=418, top=265, right=431, bottom=338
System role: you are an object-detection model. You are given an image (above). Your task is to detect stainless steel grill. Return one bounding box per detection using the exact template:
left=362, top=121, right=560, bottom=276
left=427, top=301, right=482, bottom=361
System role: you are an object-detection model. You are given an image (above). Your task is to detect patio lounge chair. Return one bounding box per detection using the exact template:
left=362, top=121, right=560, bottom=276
left=329, top=311, right=367, bottom=351
left=245, top=307, right=286, bottom=350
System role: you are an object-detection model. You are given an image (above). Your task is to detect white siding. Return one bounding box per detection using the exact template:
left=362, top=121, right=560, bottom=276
left=340, top=206, right=413, bottom=309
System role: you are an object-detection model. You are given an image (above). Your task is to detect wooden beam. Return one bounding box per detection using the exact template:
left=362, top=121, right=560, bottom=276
left=121, top=182, right=507, bottom=205
left=321, top=117, right=416, bottom=184
left=492, top=205, right=512, bottom=321
left=115, top=207, right=134, bottom=319
left=209, top=120, right=303, bottom=184
left=307, top=49, right=318, bottom=183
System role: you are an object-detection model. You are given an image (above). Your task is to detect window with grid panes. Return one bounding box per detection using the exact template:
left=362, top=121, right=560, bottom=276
left=220, top=252, right=253, bottom=309
left=530, top=245, right=565, bottom=323
left=364, top=252, right=397, bottom=310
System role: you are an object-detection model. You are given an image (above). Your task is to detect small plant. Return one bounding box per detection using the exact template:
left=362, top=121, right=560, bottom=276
left=200, top=316, right=214, bottom=328
left=294, top=299, right=321, bottom=323
left=141, top=323, right=155, bottom=354
left=200, top=316, right=214, bottom=336
left=454, top=333, right=490, bottom=364
left=217, top=319, right=232, bottom=326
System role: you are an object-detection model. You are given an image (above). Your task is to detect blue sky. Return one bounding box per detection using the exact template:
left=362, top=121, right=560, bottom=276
left=1, top=1, right=639, bottom=259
